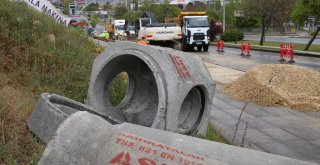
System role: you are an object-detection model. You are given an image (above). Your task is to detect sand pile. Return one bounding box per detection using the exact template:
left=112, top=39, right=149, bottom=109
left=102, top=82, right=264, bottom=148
left=223, top=64, right=320, bottom=112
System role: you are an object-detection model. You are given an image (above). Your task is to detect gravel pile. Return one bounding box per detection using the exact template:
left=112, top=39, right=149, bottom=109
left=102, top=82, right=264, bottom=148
left=223, top=64, right=320, bottom=112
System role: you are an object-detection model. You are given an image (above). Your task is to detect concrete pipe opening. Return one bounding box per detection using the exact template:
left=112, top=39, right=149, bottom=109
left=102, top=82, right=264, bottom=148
left=178, top=86, right=206, bottom=135
left=94, top=55, right=159, bottom=127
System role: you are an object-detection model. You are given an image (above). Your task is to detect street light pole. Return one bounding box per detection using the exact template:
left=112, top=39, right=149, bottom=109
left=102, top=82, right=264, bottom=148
left=223, top=0, right=225, bottom=32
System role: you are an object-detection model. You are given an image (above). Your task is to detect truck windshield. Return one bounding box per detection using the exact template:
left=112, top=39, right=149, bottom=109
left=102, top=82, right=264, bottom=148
left=116, top=25, right=124, bottom=31
left=127, top=26, right=134, bottom=31
left=141, top=19, right=151, bottom=27
left=186, top=18, right=209, bottom=28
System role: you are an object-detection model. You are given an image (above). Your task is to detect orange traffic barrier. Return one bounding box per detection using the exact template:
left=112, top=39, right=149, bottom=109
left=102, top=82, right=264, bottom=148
left=137, top=40, right=148, bottom=45
left=279, top=44, right=295, bottom=62
left=240, top=42, right=251, bottom=56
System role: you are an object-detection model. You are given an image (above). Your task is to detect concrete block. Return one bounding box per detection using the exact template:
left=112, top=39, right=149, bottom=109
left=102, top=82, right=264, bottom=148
left=87, top=42, right=216, bottom=135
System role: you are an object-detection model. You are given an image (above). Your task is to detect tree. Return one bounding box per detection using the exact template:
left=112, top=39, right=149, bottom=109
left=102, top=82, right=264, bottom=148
left=83, top=3, right=99, bottom=11
left=292, top=0, right=320, bottom=51
left=273, top=0, right=296, bottom=34
left=124, top=11, right=142, bottom=24
left=241, top=0, right=282, bottom=45
left=206, top=4, right=220, bottom=22
left=154, top=1, right=181, bottom=22
left=215, top=0, right=222, bottom=11
left=62, top=0, right=73, bottom=15
left=103, top=3, right=112, bottom=10
left=184, top=2, right=206, bottom=12
left=139, top=0, right=156, bottom=12
left=114, top=5, right=128, bottom=19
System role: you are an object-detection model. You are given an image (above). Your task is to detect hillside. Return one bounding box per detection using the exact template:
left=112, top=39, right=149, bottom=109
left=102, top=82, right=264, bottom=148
left=0, top=0, right=96, bottom=164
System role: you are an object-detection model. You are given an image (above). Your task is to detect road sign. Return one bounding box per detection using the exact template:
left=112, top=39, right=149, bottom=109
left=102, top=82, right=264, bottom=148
left=234, top=10, right=244, bottom=17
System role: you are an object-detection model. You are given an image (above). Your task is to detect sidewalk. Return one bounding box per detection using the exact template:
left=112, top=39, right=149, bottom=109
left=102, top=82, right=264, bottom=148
left=205, top=63, right=320, bottom=164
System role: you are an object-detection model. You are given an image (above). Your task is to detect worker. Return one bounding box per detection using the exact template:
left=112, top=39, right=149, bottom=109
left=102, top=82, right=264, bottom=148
left=99, top=31, right=109, bottom=39
left=105, top=31, right=109, bottom=39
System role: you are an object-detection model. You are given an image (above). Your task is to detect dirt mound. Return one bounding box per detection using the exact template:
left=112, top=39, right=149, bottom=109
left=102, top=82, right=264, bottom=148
left=223, top=64, right=320, bottom=112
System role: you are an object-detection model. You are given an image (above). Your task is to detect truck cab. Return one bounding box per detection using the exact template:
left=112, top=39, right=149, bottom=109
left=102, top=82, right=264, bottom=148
left=179, top=12, right=210, bottom=51
left=114, top=19, right=126, bottom=39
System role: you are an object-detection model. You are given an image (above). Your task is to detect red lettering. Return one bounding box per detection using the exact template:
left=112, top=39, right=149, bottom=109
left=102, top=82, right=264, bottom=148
left=109, top=152, right=131, bottom=165
left=138, top=157, right=156, bottom=165
left=160, top=152, right=175, bottom=161
left=114, top=138, right=135, bottom=149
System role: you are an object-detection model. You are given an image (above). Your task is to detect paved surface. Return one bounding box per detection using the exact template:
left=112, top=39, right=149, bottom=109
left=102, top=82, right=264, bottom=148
left=244, top=35, right=320, bottom=45
left=202, top=56, right=320, bottom=163
left=193, top=46, right=320, bottom=71
left=210, top=87, right=320, bottom=163
left=204, top=63, right=244, bottom=84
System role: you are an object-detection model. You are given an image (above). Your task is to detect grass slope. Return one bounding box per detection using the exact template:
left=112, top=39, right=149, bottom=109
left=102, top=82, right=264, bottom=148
left=0, top=1, right=95, bottom=164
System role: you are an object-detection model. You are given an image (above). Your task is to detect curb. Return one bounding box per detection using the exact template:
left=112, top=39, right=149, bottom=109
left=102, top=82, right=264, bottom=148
left=211, top=42, right=320, bottom=58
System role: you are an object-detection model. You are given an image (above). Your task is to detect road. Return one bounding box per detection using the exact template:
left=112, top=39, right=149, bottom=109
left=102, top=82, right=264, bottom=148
left=244, top=35, right=320, bottom=45
left=192, top=46, right=320, bottom=71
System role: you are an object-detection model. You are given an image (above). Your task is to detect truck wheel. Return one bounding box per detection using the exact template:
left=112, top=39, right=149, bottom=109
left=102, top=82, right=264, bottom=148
left=203, top=44, right=209, bottom=52
left=188, top=46, right=194, bottom=51
left=197, top=46, right=202, bottom=51
left=173, top=42, right=182, bottom=51
left=182, top=43, right=187, bottom=51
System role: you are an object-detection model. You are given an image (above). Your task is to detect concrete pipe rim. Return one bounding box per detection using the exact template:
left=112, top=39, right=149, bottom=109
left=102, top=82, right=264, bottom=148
left=177, top=86, right=206, bottom=135
left=47, top=94, right=92, bottom=116
left=91, top=51, right=166, bottom=127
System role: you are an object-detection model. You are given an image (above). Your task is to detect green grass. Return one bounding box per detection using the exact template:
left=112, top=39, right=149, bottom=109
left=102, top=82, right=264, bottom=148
left=195, top=123, right=229, bottom=144
left=108, top=72, right=129, bottom=106
left=225, top=40, right=320, bottom=53
left=0, top=0, right=96, bottom=164
left=204, top=123, right=229, bottom=144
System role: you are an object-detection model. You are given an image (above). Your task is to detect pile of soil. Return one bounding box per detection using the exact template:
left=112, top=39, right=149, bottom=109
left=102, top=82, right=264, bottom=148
left=223, top=64, right=320, bottom=112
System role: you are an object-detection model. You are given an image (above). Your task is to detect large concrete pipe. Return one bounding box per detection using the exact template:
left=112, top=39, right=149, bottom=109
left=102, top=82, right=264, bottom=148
left=87, top=42, right=215, bottom=135
left=37, top=110, right=315, bottom=165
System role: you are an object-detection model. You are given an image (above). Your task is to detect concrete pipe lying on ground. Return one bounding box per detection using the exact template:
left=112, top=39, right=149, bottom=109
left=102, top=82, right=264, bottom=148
left=87, top=41, right=215, bottom=135
left=28, top=93, right=120, bottom=143
left=37, top=110, right=315, bottom=165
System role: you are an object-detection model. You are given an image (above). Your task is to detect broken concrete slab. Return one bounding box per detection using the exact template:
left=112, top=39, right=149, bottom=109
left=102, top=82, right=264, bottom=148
left=87, top=42, right=215, bottom=135
left=28, top=93, right=120, bottom=143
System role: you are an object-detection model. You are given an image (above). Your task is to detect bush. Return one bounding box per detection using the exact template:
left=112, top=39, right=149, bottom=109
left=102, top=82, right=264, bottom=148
left=310, top=30, right=318, bottom=37
left=209, top=22, right=223, bottom=41
left=220, top=29, right=244, bottom=42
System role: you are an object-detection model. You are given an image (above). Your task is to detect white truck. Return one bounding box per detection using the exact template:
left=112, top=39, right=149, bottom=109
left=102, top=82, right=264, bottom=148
left=106, top=19, right=127, bottom=40
left=178, top=12, right=210, bottom=52
left=114, top=19, right=126, bottom=40
left=137, top=17, right=182, bottom=50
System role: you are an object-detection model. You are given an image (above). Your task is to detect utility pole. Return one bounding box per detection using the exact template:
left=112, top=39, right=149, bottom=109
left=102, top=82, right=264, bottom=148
left=223, top=0, right=225, bottom=32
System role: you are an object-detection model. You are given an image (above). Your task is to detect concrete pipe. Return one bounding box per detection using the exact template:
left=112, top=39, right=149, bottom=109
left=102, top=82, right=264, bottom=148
left=87, top=41, right=215, bottom=135
left=28, top=93, right=120, bottom=143
left=38, top=111, right=315, bottom=165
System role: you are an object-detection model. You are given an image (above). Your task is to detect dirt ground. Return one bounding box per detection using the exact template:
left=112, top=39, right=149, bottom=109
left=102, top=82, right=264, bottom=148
left=223, top=64, right=320, bottom=112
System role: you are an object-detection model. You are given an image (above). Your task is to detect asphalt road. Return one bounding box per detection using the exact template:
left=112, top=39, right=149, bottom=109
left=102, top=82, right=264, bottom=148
left=192, top=46, right=320, bottom=71
left=244, top=35, right=320, bottom=45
